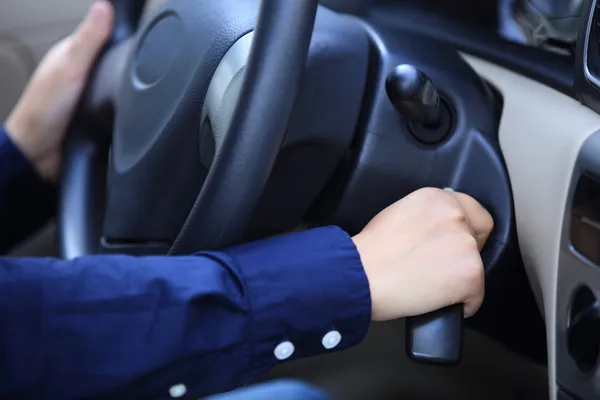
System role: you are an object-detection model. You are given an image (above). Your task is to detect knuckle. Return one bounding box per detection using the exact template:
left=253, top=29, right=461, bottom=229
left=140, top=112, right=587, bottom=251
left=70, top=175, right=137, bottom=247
left=415, top=188, right=467, bottom=222
left=464, top=256, right=485, bottom=289
left=412, top=187, right=443, bottom=204
left=65, top=35, right=83, bottom=58
left=77, top=21, right=98, bottom=42
left=70, top=24, right=102, bottom=56
left=439, top=197, right=466, bottom=222
left=445, top=204, right=466, bottom=224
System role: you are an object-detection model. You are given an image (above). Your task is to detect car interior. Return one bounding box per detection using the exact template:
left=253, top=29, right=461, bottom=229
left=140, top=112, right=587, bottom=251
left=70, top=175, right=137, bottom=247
left=2, top=0, right=600, bottom=399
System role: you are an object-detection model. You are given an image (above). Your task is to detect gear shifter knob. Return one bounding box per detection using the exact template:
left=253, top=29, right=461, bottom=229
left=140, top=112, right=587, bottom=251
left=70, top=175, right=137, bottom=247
left=386, top=64, right=441, bottom=127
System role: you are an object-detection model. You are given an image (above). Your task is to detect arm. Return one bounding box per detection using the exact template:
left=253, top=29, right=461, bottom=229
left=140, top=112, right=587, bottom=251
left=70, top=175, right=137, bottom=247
left=0, top=126, right=56, bottom=253
left=0, top=1, right=113, bottom=253
left=0, top=227, right=371, bottom=399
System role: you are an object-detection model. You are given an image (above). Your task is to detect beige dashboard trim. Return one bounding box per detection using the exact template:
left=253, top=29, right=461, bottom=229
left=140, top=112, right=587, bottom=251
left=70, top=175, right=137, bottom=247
left=462, top=54, right=600, bottom=400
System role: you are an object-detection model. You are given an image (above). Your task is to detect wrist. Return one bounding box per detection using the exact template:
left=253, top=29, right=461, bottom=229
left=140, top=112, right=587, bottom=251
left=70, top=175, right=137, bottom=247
left=6, top=107, right=41, bottom=160
left=351, top=233, right=379, bottom=321
left=5, top=110, right=59, bottom=182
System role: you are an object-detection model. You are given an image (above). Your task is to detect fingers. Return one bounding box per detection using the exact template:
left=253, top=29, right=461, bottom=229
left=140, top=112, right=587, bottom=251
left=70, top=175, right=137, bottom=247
left=463, top=287, right=485, bottom=318
left=446, top=189, right=494, bottom=250
left=462, top=256, right=485, bottom=318
left=70, top=1, right=114, bottom=67
left=442, top=188, right=488, bottom=317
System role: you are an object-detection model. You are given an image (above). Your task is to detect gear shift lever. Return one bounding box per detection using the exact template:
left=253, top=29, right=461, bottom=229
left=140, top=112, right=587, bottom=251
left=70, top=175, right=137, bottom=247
left=386, top=64, right=453, bottom=144
left=405, top=187, right=465, bottom=365
left=386, top=64, right=441, bottom=127
left=406, top=305, right=464, bottom=365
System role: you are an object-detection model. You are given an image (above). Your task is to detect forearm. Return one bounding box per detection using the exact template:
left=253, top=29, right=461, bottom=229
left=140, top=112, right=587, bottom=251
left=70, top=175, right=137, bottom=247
left=0, top=226, right=371, bottom=399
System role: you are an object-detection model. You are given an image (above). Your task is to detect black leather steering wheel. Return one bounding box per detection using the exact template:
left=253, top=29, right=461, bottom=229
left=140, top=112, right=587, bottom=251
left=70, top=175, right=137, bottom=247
left=59, top=0, right=318, bottom=258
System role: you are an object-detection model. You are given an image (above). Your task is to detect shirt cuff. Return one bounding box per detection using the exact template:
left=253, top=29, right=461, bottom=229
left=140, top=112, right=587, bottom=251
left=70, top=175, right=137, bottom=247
left=0, top=125, right=56, bottom=253
left=223, top=226, right=372, bottom=378
left=0, top=125, right=41, bottom=184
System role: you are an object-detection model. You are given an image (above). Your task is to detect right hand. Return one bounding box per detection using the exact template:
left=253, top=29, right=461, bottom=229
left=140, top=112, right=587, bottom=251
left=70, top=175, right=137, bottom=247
left=352, top=187, right=493, bottom=321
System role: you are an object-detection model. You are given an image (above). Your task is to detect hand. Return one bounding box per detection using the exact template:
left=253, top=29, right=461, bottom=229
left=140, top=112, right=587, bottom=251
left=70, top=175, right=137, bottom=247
left=5, top=1, right=114, bottom=182
left=352, top=187, right=493, bottom=321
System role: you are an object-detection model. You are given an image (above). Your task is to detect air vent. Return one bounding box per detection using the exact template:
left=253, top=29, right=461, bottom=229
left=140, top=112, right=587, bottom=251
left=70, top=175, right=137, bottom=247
left=571, top=173, right=600, bottom=265
left=567, top=285, right=599, bottom=373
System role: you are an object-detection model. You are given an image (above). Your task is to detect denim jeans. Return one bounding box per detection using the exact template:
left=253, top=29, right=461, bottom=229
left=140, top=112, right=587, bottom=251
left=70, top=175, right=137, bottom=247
left=204, top=380, right=331, bottom=400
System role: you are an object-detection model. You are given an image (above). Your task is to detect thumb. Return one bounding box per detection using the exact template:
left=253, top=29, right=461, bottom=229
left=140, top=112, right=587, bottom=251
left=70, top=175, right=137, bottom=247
left=70, top=1, right=115, bottom=67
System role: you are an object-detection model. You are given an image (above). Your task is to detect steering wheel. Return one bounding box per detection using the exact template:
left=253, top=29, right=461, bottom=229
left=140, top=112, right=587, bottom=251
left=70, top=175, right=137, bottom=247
left=59, top=0, right=318, bottom=258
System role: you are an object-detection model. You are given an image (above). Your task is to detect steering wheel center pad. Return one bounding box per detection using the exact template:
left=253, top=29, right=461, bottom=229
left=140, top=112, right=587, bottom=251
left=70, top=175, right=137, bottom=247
left=112, top=2, right=255, bottom=174
left=133, top=13, right=183, bottom=87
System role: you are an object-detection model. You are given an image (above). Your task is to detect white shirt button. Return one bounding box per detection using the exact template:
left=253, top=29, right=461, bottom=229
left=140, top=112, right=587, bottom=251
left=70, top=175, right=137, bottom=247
left=322, top=330, right=342, bottom=350
left=169, top=383, right=187, bottom=398
left=274, top=341, right=295, bottom=360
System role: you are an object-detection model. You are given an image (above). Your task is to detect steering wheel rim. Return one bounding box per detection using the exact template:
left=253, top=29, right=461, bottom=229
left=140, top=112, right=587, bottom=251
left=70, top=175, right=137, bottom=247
left=59, top=0, right=319, bottom=258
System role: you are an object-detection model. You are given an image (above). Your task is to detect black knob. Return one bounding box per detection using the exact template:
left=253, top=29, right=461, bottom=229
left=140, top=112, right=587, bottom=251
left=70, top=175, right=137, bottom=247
left=386, top=65, right=441, bottom=127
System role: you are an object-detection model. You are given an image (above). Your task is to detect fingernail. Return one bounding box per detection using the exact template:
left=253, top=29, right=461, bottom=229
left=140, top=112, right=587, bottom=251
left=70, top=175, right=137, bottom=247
left=443, top=187, right=454, bottom=192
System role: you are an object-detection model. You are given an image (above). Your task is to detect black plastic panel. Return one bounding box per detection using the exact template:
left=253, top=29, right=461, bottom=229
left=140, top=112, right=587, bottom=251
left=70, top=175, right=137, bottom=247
left=558, top=387, right=582, bottom=400
left=320, top=0, right=371, bottom=15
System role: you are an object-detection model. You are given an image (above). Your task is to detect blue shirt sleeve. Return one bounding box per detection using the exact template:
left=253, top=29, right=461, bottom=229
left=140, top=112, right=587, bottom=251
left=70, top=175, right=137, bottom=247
left=0, top=226, right=371, bottom=400
left=0, top=125, right=56, bottom=253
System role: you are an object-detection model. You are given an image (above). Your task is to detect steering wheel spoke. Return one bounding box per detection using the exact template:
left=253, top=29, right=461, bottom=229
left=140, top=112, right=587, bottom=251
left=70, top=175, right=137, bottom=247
left=87, top=38, right=134, bottom=119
